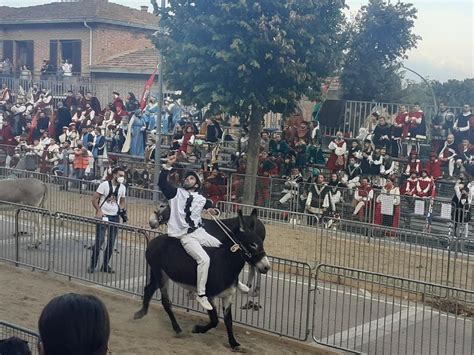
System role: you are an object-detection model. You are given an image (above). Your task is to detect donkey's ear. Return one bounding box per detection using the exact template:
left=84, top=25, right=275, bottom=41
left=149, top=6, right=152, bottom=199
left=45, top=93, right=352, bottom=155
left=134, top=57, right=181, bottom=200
left=249, top=208, right=258, bottom=230
left=238, top=209, right=245, bottom=232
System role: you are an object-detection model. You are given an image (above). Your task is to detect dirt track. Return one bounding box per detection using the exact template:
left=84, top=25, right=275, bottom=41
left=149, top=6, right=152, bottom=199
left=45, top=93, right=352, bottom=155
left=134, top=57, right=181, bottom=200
left=0, top=263, right=326, bottom=354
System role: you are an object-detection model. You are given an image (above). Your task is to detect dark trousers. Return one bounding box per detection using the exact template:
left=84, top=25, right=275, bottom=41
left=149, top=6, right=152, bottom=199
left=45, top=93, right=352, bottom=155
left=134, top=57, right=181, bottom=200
left=90, top=215, right=120, bottom=268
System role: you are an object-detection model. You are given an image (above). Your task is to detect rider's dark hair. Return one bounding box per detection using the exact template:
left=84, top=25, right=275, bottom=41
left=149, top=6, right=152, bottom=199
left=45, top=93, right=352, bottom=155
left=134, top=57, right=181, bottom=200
left=111, top=166, right=125, bottom=175
left=38, top=293, right=110, bottom=355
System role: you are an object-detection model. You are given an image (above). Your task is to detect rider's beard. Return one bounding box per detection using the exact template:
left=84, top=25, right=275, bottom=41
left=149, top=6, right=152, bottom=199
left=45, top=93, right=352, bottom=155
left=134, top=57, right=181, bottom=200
left=183, top=182, right=196, bottom=190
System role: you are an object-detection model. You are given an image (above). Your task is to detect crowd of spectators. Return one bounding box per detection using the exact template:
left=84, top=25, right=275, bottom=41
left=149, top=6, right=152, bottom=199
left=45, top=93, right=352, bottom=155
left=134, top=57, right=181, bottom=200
left=0, top=83, right=229, bottom=181
left=0, top=82, right=472, bottom=233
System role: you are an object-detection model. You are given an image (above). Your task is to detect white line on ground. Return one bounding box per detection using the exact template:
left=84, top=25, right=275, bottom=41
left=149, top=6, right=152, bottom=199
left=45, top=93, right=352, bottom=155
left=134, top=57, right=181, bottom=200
left=320, top=307, right=428, bottom=346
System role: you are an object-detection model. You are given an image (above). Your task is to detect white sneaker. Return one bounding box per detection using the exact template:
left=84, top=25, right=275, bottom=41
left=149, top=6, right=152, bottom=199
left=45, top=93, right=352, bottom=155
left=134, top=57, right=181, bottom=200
left=237, top=281, right=250, bottom=293
left=196, top=295, right=213, bottom=310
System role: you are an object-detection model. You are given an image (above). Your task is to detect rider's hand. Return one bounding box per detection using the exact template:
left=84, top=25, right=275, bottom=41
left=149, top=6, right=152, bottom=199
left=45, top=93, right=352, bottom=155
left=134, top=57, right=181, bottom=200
left=206, top=208, right=219, bottom=216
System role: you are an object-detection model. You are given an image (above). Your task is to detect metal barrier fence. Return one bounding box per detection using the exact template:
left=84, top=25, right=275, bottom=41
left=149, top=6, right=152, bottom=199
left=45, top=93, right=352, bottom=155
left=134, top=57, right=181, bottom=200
left=218, top=201, right=474, bottom=291
left=0, top=204, right=51, bottom=271
left=313, top=264, right=473, bottom=354
left=340, top=101, right=464, bottom=139
left=0, top=203, right=313, bottom=340
left=0, top=321, right=39, bottom=355
left=0, top=166, right=471, bottom=239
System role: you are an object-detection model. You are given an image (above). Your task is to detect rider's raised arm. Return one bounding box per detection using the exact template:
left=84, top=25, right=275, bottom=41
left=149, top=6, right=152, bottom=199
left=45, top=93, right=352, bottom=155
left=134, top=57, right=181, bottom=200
left=158, top=167, right=177, bottom=200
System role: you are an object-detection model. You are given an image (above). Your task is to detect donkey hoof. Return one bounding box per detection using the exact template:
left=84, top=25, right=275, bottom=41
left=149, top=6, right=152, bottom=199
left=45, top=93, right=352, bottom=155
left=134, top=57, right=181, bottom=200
left=192, top=325, right=202, bottom=333
left=231, top=345, right=245, bottom=353
left=133, top=309, right=146, bottom=320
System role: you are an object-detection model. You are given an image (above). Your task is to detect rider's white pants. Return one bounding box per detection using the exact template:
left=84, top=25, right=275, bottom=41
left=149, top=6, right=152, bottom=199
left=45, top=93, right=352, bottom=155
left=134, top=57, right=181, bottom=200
left=180, top=227, right=222, bottom=296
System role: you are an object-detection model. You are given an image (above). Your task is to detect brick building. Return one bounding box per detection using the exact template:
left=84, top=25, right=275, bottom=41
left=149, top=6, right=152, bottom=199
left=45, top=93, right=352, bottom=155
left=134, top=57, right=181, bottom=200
left=0, top=0, right=159, bottom=102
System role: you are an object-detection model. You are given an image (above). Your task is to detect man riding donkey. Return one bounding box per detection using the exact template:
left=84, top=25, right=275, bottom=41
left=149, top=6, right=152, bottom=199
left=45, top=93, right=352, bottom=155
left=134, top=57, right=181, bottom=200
left=159, top=153, right=249, bottom=310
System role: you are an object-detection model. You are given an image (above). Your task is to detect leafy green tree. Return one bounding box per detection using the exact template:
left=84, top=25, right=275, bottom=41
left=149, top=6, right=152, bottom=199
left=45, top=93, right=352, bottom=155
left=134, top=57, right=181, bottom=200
left=397, top=78, right=474, bottom=107
left=341, top=0, right=420, bottom=101
left=153, top=0, right=346, bottom=204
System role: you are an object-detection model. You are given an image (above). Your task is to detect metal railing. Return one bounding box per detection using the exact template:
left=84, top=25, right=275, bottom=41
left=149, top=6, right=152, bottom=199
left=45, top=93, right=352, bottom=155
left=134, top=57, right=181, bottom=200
left=339, top=100, right=464, bottom=139
left=313, top=264, right=473, bottom=354
left=0, top=321, right=39, bottom=355
left=218, top=201, right=474, bottom=291
left=0, top=203, right=313, bottom=341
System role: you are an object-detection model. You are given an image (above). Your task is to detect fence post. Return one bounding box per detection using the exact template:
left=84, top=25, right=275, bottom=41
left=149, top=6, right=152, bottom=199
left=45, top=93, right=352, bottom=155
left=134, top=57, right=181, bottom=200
left=14, top=209, right=20, bottom=267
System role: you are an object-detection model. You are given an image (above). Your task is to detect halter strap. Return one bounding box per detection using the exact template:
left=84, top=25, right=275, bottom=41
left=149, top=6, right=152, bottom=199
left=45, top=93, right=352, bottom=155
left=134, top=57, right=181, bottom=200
left=206, top=211, right=252, bottom=258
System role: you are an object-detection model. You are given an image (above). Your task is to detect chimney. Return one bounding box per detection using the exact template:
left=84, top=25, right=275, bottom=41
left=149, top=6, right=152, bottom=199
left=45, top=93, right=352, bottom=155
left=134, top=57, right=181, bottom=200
left=140, top=5, right=148, bottom=12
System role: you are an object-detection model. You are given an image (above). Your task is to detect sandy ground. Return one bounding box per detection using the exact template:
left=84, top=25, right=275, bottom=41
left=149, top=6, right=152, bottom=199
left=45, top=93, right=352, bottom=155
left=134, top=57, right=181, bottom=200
left=0, top=263, right=327, bottom=355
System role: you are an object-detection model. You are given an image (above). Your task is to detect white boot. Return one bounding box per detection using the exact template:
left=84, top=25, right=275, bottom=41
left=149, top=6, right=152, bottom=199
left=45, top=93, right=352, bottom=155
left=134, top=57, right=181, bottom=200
left=237, top=281, right=250, bottom=293
left=196, top=295, right=213, bottom=310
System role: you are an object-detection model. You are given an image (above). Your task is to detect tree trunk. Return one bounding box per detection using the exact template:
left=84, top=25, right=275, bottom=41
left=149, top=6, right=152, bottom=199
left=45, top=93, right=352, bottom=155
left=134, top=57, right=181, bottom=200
left=242, top=106, right=263, bottom=206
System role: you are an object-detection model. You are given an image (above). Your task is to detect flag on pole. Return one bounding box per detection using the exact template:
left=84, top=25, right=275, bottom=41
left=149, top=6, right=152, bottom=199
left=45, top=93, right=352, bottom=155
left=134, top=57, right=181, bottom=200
left=139, top=64, right=159, bottom=110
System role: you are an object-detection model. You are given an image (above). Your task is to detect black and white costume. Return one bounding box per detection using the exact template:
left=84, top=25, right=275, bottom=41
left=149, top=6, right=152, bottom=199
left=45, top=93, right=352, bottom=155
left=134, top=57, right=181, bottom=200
left=158, top=167, right=221, bottom=298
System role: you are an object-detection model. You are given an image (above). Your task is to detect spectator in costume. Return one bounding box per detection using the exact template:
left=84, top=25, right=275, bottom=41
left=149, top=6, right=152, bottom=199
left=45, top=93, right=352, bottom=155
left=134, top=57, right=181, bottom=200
left=453, top=104, right=471, bottom=146
left=343, top=156, right=362, bottom=190
left=426, top=153, right=442, bottom=181
left=306, top=140, right=325, bottom=165
left=375, top=179, right=401, bottom=230
left=352, top=177, right=374, bottom=221
left=391, top=105, right=409, bottom=157
left=305, top=174, right=329, bottom=220
left=431, top=102, right=454, bottom=152
left=326, top=131, right=346, bottom=172
left=457, top=138, right=474, bottom=176
left=372, top=115, right=391, bottom=149
left=438, top=133, right=457, bottom=178
left=406, top=103, right=426, bottom=156
left=415, top=169, right=435, bottom=198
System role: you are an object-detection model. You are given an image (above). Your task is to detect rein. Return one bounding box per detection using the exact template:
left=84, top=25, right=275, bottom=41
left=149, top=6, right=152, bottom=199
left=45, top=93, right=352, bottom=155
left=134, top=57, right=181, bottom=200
left=206, top=211, right=252, bottom=259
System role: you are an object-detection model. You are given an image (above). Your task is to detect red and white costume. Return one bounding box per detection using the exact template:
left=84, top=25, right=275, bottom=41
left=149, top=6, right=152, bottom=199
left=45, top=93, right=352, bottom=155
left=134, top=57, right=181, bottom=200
left=326, top=139, right=346, bottom=172
left=416, top=176, right=435, bottom=198
left=353, top=183, right=373, bottom=218
left=404, top=158, right=421, bottom=176
left=403, top=176, right=418, bottom=196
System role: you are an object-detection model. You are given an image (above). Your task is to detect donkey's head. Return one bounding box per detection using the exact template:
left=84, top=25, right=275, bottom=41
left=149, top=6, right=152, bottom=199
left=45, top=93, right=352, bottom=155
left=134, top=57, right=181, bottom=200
left=234, top=209, right=271, bottom=274
left=149, top=202, right=171, bottom=229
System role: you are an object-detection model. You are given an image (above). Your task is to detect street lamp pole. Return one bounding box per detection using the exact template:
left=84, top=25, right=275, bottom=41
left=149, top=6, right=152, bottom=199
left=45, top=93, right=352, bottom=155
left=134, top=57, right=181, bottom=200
left=401, top=63, right=438, bottom=109
left=153, top=0, right=166, bottom=200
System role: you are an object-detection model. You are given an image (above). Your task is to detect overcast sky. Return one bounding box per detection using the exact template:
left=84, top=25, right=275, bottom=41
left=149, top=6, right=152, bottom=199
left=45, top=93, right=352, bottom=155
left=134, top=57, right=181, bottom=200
left=1, top=0, right=472, bottom=82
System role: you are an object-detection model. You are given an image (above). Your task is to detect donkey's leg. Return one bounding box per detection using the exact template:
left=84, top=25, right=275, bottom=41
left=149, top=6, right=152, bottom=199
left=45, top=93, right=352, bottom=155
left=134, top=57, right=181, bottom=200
left=192, top=298, right=219, bottom=334
left=159, top=273, right=182, bottom=334
left=134, top=268, right=159, bottom=320
left=222, top=295, right=240, bottom=350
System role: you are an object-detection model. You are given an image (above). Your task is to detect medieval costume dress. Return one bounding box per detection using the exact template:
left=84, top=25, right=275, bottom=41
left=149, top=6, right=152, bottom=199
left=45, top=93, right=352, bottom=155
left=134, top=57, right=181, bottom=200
left=375, top=181, right=400, bottom=229
left=373, top=121, right=392, bottom=149
left=402, top=174, right=418, bottom=196
left=451, top=182, right=472, bottom=238
left=306, top=183, right=329, bottom=217
left=391, top=110, right=409, bottom=157
left=344, top=162, right=362, bottom=189
left=426, top=154, right=442, bottom=181
left=453, top=111, right=471, bottom=146
left=353, top=181, right=374, bottom=221
left=415, top=173, right=435, bottom=198
left=143, top=100, right=159, bottom=131
left=458, top=143, right=474, bottom=176
left=278, top=169, right=303, bottom=205
left=406, top=108, right=426, bottom=155
left=326, top=138, right=346, bottom=172
left=438, top=139, right=458, bottom=177
left=123, top=111, right=146, bottom=156
left=404, top=153, right=422, bottom=177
